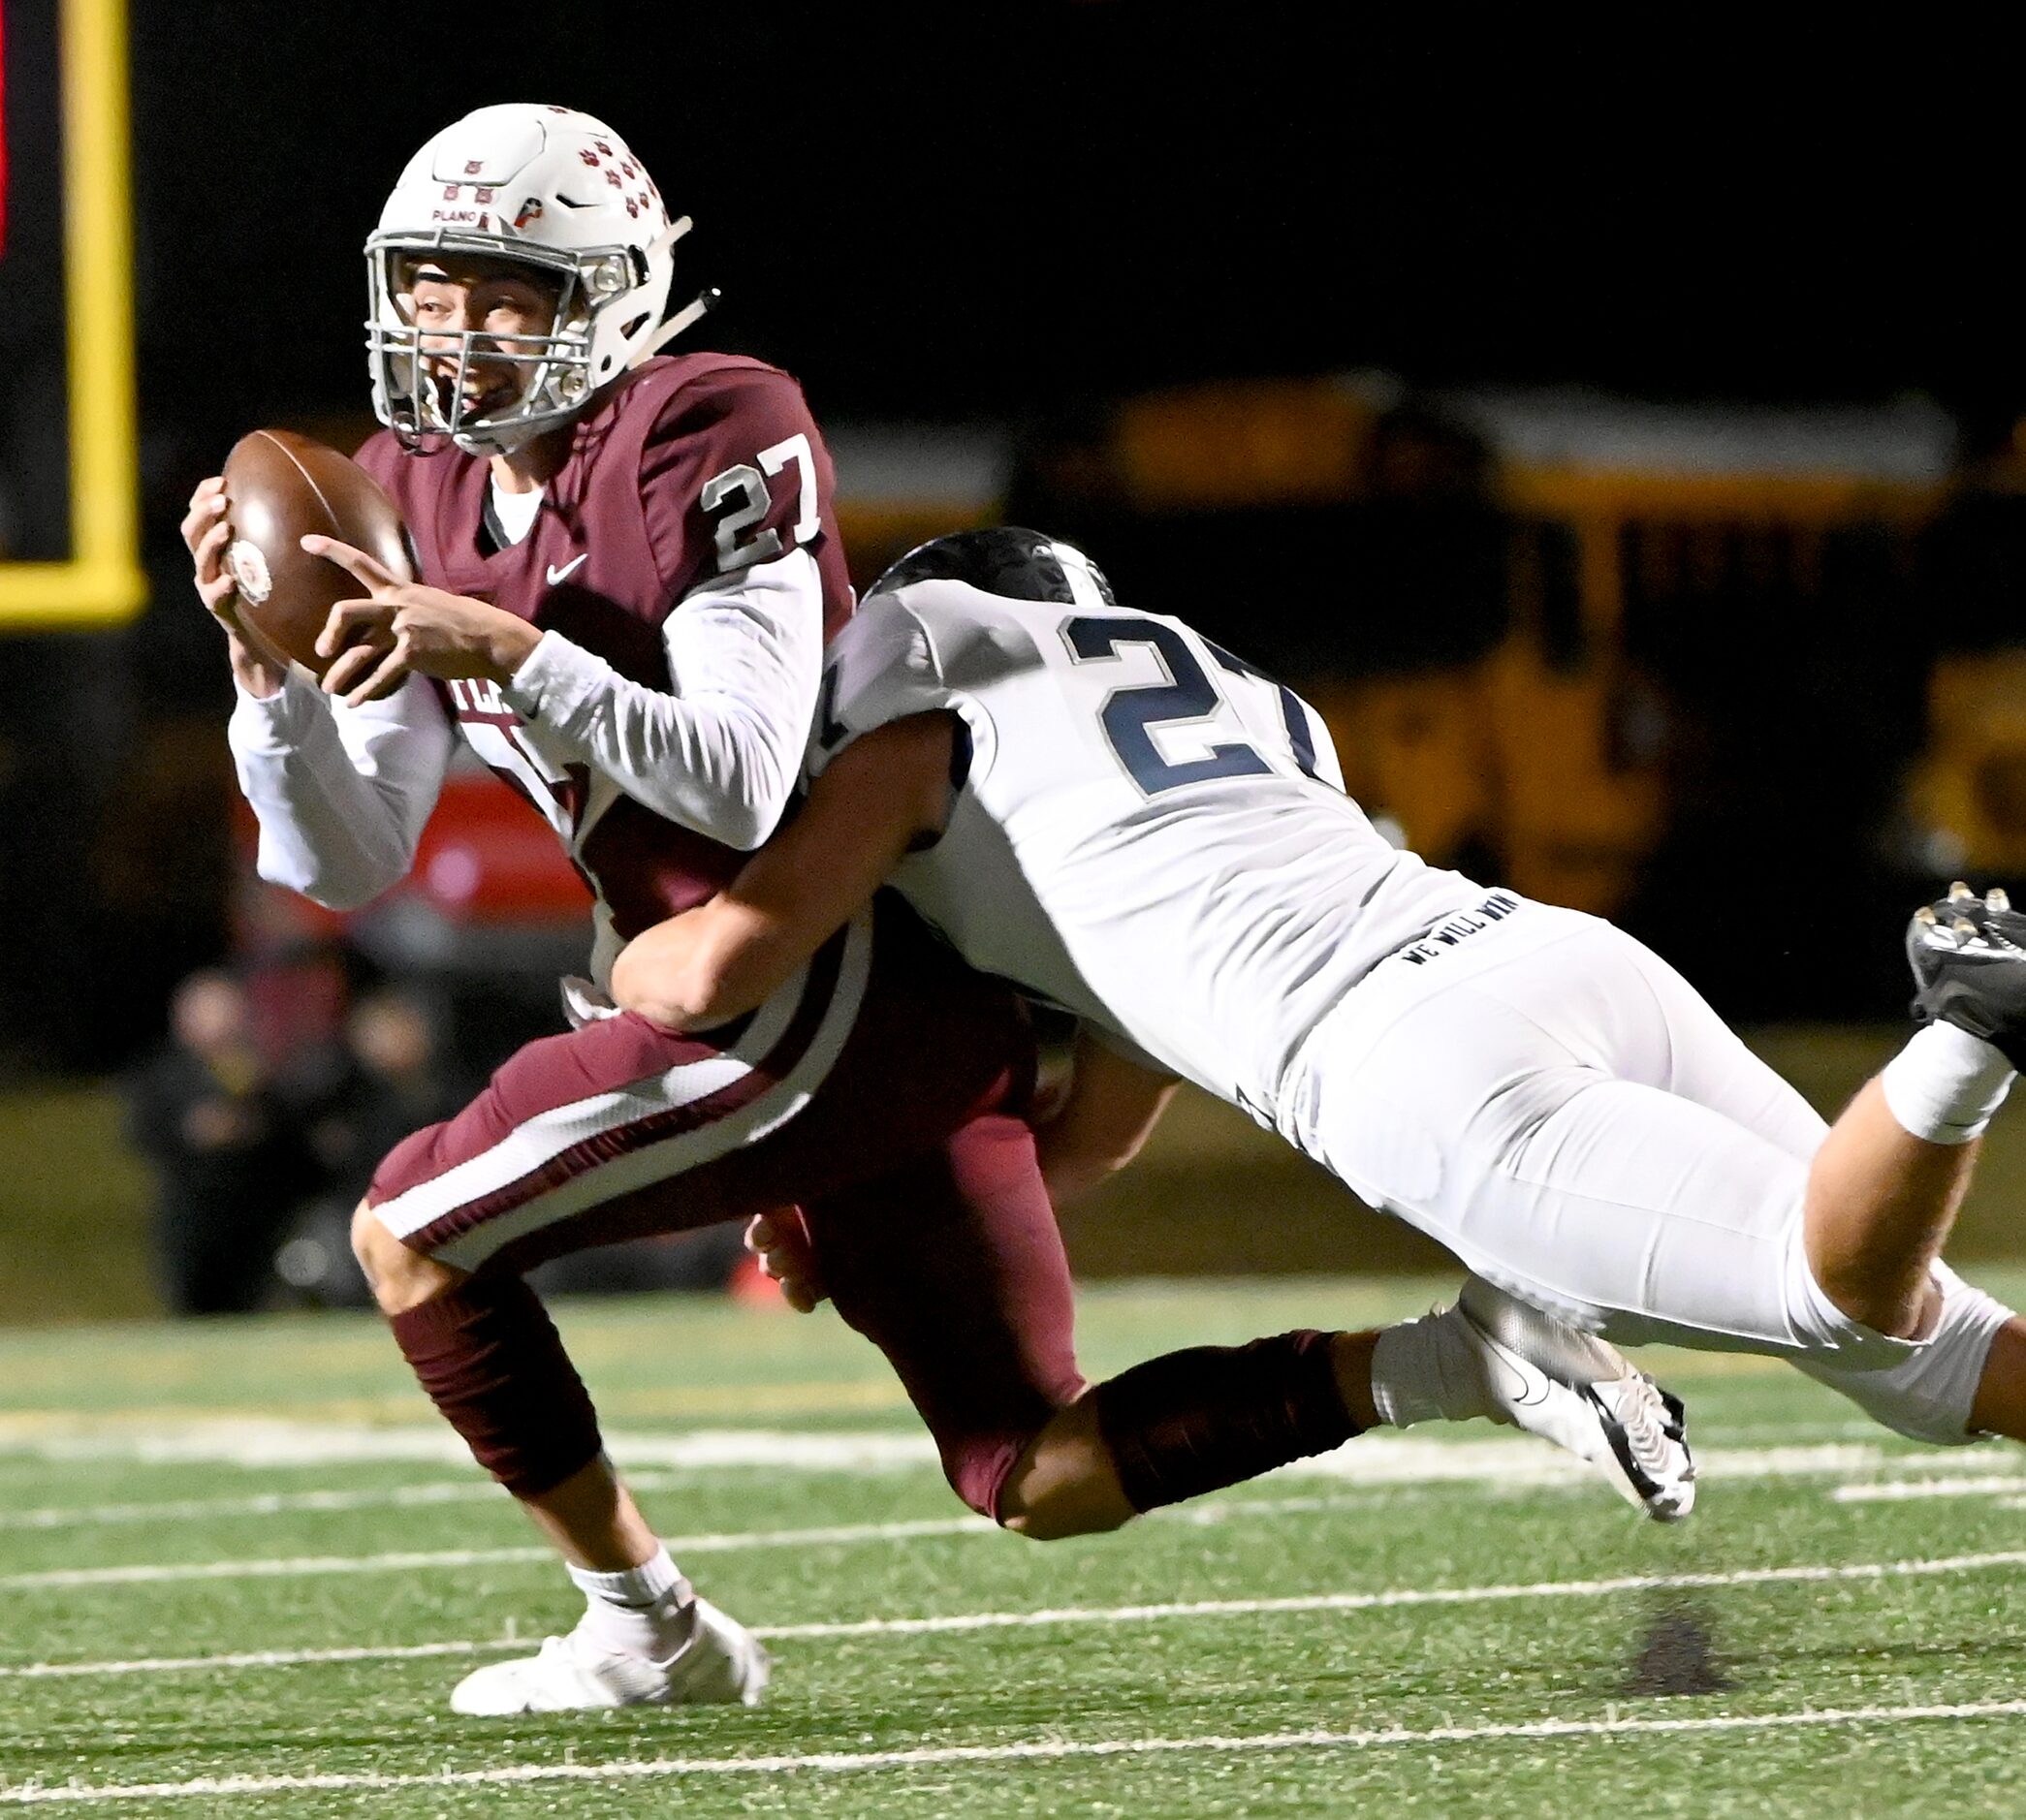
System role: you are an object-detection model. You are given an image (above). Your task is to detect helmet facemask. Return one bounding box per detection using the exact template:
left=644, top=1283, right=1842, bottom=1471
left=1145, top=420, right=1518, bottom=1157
left=366, top=235, right=649, bottom=456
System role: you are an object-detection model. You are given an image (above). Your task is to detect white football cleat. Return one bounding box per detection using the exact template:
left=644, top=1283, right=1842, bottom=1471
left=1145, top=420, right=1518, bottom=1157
left=1457, top=1275, right=1695, bottom=1522
left=451, top=1597, right=770, bottom=1716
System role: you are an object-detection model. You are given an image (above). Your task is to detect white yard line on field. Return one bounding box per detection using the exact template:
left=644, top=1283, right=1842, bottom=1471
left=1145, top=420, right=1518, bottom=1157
left=0, top=1423, right=944, bottom=1473
left=5, top=1435, right=1987, bottom=1588
left=0, top=1423, right=1981, bottom=1528
left=0, top=1491, right=1432, bottom=1595
left=6, top=1699, right=2026, bottom=1803
left=753, top=1548, right=2026, bottom=1638
left=6, top=1546, right=2025, bottom=1681
left=0, top=1639, right=512, bottom=1679
left=0, top=1481, right=508, bottom=1530
left=1830, top=1473, right=2026, bottom=1503
left=0, top=1477, right=1403, bottom=1536
left=1, top=1545, right=554, bottom=1588
left=0, top=1516, right=993, bottom=1591
left=0, top=1459, right=988, bottom=1532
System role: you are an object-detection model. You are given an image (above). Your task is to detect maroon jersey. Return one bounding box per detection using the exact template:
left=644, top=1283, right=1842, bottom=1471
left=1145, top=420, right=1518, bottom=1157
left=355, top=353, right=852, bottom=937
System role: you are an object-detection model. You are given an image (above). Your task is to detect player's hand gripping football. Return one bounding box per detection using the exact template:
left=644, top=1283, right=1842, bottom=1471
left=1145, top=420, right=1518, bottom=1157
left=179, top=476, right=291, bottom=696
left=302, top=534, right=544, bottom=706
left=745, top=1210, right=826, bottom=1313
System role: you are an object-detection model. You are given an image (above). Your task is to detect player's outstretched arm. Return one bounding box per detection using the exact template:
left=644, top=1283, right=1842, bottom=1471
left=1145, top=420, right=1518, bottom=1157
left=611, top=712, right=960, bottom=1030
left=1035, top=1030, right=1181, bottom=1208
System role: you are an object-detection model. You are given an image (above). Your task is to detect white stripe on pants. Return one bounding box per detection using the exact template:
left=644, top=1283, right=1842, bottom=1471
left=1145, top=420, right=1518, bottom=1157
left=372, top=911, right=873, bottom=1270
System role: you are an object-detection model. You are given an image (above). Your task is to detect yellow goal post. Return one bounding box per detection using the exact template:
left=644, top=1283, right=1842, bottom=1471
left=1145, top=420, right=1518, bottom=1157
left=0, top=0, right=142, bottom=628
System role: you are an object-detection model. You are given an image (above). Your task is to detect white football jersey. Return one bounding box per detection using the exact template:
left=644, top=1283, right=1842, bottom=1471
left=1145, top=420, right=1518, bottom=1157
left=811, top=578, right=1486, bottom=1125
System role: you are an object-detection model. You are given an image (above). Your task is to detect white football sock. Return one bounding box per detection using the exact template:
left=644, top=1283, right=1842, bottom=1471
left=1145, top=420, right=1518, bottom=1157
left=1881, top=1021, right=2015, bottom=1145
left=567, top=1546, right=694, bottom=1659
left=1369, top=1306, right=1494, bottom=1428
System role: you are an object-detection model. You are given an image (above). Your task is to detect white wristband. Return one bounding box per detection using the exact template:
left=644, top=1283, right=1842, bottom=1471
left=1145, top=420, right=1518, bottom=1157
left=1881, top=1021, right=2015, bottom=1145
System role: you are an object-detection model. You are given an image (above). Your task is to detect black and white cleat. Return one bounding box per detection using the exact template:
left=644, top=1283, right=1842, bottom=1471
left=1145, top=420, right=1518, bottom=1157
left=1456, top=1277, right=1695, bottom=1522
left=1907, top=882, right=2026, bottom=1068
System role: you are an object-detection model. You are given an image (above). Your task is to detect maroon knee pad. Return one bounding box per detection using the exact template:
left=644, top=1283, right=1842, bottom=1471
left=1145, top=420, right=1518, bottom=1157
left=388, top=1271, right=603, bottom=1499
left=1090, top=1330, right=1361, bottom=1513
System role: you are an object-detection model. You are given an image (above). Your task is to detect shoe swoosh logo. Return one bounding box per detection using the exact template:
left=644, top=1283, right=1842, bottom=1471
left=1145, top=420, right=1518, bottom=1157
left=546, top=553, right=588, bottom=586
left=1472, top=1322, right=1551, bottom=1408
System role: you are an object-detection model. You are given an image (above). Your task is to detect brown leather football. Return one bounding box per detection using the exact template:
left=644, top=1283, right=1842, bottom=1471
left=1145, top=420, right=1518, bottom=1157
left=219, top=429, right=410, bottom=676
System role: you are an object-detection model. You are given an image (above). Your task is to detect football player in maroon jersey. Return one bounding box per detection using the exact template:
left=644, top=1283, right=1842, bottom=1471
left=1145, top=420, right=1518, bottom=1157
left=180, top=106, right=1681, bottom=1719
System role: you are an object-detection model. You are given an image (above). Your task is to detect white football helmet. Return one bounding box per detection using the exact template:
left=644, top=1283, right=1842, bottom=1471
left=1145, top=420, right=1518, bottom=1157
left=365, top=104, right=711, bottom=456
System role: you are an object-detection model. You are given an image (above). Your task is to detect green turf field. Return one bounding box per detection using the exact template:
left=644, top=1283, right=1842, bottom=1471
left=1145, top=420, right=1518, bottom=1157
left=2, top=1279, right=2024, bottom=1815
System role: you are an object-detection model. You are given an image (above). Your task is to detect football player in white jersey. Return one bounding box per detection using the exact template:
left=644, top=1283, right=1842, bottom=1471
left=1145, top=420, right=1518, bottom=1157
left=612, top=527, right=2026, bottom=1470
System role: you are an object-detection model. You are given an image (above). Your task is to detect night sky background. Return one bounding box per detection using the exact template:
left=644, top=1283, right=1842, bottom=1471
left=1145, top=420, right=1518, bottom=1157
left=114, top=10, right=2026, bottom=445
left=4, top=7, right=2023, bottom=1065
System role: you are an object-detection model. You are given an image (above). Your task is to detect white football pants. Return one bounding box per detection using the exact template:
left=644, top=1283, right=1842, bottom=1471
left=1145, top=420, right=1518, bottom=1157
left=1280, top=897, right=2013, bottom=1441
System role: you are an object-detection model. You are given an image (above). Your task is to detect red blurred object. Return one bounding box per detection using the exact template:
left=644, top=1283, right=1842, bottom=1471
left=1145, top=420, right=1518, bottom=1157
left=727, top=1250, right=787, bottom=1308
left=408, top=770, right=593, bottom=923
left=229, top=745, right=592, bottom=1077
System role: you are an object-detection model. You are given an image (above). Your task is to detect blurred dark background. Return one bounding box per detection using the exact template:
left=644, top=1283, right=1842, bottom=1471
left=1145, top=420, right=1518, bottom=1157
left=8, top=8, right=2026, bottom=1311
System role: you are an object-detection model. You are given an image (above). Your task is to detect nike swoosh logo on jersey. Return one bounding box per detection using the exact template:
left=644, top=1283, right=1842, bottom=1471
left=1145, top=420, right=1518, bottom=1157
left=546, top=553, right=588, bottom=586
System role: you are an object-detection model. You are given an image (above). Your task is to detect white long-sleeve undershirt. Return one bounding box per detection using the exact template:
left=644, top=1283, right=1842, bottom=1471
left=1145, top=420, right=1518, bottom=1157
left=226, top=544, right=827, bottom=905
left=500, top=545, right=826, bottom=852
left=228, top=669, right=454, bottom=910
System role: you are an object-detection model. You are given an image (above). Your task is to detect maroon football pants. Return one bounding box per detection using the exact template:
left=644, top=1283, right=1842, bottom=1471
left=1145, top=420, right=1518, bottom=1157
left=806, top=1111, right=1084, bottom=1515
left=371, top=895, right=1082, bottom=1518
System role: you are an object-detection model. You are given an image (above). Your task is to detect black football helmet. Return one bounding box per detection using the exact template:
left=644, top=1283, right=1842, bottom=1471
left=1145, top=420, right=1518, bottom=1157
left=871, top=527, right=1116, bottom=608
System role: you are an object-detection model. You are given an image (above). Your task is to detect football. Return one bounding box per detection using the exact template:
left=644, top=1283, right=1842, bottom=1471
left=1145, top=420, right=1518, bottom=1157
left=219, top=428, right=410, bottom=676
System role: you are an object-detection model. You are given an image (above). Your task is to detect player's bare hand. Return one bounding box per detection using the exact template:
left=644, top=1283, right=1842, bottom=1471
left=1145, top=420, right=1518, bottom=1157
left=745, top=1211, right=825, bottom=1313
left=180, top=476, right=227, bottom=559
left=301, top=536, right=408, bottom=702
left=180, top=478, right=243, bottom=623
left=305, top=535, right=542, bottom=706
left=181, top=476, right=289, bottom=692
